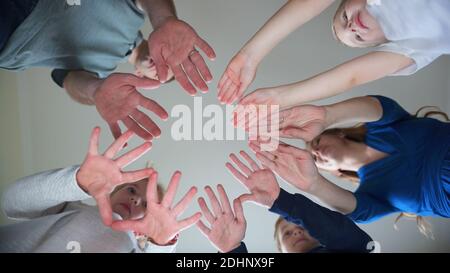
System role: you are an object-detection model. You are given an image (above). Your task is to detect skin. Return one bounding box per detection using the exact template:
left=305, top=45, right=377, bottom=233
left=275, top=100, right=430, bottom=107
left=333, top=0, right=387, bottom=48
left=110, top=180, right=149, bottom=220
left=277, top=219, right=320, bottom=253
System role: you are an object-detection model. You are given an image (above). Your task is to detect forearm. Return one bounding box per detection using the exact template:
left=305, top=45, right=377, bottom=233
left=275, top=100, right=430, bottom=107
left=138, top=0, right=177, bottom=29
left=63, top=71, right=103, bottom=105
left=242, top=0, right=334, bottom=64
left=323, top=96, right=383, bottom=128
left=280, top=51, right=413, bottom=106
left=309, top=175, right=357, bottom=214
left=1, top=166, right=91, bottom=220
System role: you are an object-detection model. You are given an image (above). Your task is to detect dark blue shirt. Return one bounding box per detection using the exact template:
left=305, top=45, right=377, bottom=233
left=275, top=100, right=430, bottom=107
left=349, top=96, right=450, bottom=223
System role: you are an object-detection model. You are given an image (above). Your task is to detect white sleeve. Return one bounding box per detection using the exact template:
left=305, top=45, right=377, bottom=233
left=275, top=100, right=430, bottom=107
left=1, top=166, right=91, bottom=220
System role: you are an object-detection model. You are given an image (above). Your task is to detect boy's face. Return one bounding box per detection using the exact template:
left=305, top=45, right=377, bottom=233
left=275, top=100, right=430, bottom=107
left=278, top=219, right=320, bottom=253
left=333, top=0, right=387, bottom=48
left=110, top=181, right=148, bottom=220
left=135, top=57, right=175, bottom=82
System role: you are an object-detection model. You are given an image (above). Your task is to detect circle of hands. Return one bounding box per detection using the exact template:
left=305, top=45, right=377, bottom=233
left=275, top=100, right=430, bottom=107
left=81, top=17, right=330, bottom=251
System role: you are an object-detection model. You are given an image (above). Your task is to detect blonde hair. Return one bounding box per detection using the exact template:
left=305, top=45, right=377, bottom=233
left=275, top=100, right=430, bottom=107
left=310, top=105, right=449, bottom=239
left=273, top=217, right=285, bottom=252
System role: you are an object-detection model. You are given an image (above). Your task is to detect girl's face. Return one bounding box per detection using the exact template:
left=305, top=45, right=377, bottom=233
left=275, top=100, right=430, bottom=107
left=310, top=133, right=348, bottom=172
left=110, top=182, right=148, bottom=220
left=278, top=220, right=320, bottom=253
left=333, top=0, right=387, bottom=48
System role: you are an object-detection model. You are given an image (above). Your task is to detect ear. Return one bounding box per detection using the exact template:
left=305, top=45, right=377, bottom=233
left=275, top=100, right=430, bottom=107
left=330, top=169, right=344, bottom=177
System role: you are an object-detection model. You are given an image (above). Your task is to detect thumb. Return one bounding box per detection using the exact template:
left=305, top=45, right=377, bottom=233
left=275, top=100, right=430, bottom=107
left=121, top=74, right=161, bottom=90
left=238, top=193, right=255, bottom=204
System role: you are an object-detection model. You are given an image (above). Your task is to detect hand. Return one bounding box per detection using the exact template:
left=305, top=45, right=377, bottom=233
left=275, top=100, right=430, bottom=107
left=218, top=51, right=257, bottom=105
left=277, top=105, right=327, bottom=141
left=148, top=18, right=216, bottom=95
left=248, top=140, right=321, bottom=193
left=111, top=171, right=201, bottom=245
left=77, top=127, right=154, bottom=226
left=94, top=73, right=169, bottom=141
left=225, top=151, right=280, bottom=208
left=196, top=185, right=246, bottom=253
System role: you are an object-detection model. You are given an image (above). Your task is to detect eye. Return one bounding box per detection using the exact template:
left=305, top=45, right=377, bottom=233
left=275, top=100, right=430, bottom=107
left=284, top=231, right=292, bottom=237
left=343, top=11, right=348, bottom=22
left=128, top=187, right=136, bottom=195
left=142, top=201, right=147, bottom=208
left=356, top=34, right=364, bottom=42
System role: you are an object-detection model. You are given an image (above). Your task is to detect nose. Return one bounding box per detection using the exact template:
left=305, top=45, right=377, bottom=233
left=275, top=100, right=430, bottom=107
left=130, top=196, right=142, bottom=206
left=293, top=228, right=303, bottom=237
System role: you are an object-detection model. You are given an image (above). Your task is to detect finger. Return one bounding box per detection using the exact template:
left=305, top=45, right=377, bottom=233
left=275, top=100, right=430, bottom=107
left=115, top=142, right=152, bottom=168
left=123, top=116, right=153, bottom=141
left=111, top=219, right=141, bottom=232
left=238, top=193, right=255, bottom=204
left=281, top=127, right=310, bottom=140
left=120, top=74, right=161, bottom=89
left=189, top=51, right=213, bottom=83
left=182, top=59, right=208, bottom=92
left=121, top=168, right=154, bottom=185
left=139, top=95, right=169, bottom=120
left=177, top=212, right=202, bottom=232
left=198, top=197, right=215, bottom=224
left=233, top=198, right=245, bottom=222
left=104, top=130, right=134, bottom=159
left=97, top=194, right=113, bottom=226
left=172, top=186, right=198, bottom=216
left=217, top=184, right=232, bottom=214
left=172, top=64, right=196, bottom=95
left=151, top=45, right=169, bottom=83
left=225, top=163, right=249, bottom=189
left=225, top=85, right=240, bottom=105
left=131, top=109, right=162, bottom=138
left=88, top=127, right=100, bottom=156
left=221, top=81, right=238, bottom=105
left=196, top=220, right=211, bottom=237
left=229, top=153, right=252, bottom=176
left=195, top=36, right=216, bottom=60
left=108, top=122, right=122, bottom=140
left=204, top=186, right=222, bottom=216
left=218, top=69, right=230, bottom=90
left=218, top=78, right=232, bottom=103
left=234, top=82, right=250, bottom=104
left=277, top=144, right=310, bottom=159
left=146, top=172, right=159, bottom=203
left=162, top=171, right=182, bottom=208
left=239, top=150, right=260, bottom=171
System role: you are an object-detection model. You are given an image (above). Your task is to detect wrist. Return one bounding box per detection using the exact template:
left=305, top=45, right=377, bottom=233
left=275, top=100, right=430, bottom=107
left=75, top=168, right=89, bottom=194
left=323, top=105, right=336, bottom=129
left=267, top=186, right=281, bottom=208
left=221, top=242, right=242, bottom=253
left=92, top=78, right=106, bottom=105
left=307, top=175, right=326, bottom=196
left=152, top=15, right=178, bottom=30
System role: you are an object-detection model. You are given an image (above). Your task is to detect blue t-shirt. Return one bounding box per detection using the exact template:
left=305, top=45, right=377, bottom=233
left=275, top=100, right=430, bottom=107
left=349, top=96, right=450, bottom=223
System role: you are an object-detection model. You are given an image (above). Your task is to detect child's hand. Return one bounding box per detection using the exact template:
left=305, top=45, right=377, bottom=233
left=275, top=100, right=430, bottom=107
left=225, top=151, right=281, bottom=208
left=196, top=185, right=246, bottom=253
left=77, top=127, right=154, bottom=226
left=111, top=171, right=201, bottom=246
left=277, top=105, right=327, bottom=141
left=248, top=140, right=321, bottom=194
left=218, top=51, right=257, bottom=104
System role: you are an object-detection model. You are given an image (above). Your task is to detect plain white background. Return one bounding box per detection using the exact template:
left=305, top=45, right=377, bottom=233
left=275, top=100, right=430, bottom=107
left=0, top=0, right=449, bottom=252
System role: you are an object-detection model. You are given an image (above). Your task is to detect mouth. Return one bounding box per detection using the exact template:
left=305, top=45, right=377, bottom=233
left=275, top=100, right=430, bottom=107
left=294, top=238, right=306, bottom=246
left=120, top=203, right=131, bottom=215
left=355, top=12, right=368, bottom=29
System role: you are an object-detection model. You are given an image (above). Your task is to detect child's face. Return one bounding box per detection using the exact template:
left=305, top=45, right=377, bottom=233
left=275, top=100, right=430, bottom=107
left=110, top=181, right=148, bottom=220
left=278, top=219, right=320, bottom=253
left=333, top=0, right=387, bottom=48
left=133, top=41, right=175, bottom=82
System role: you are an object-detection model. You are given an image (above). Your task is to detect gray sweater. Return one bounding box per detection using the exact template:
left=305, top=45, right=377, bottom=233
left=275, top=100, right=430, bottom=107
left=0, top=166, right=176, bottom=253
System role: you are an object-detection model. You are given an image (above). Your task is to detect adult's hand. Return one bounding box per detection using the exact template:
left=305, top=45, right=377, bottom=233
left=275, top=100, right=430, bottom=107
left=94, top=73, right=168, bottom=141
left=76, top=127, right=154, bottom=226
left=197, top=185, right=246, bottom=253
left=148, top=18, right=216, bottom=95
left=248, top=140, right=321, bottom=193
left=111, top=171, right=201, bottom=245
left=225, top=151, right=280, bottom=208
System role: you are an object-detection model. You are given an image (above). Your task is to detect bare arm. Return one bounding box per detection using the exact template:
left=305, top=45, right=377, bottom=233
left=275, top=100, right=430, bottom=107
left=310, top=175, right=357, bottom=214
left=323, top=96, right=383, bottom=128
left=63, top=71, right=103, bottom=105
left=243, top=0, right=335, bottom=64
left=137, top=0, right=177, bottom=29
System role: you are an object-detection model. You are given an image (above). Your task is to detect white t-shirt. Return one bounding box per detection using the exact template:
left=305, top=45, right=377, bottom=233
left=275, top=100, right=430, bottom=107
left=366, top=0, right=450, bottom=75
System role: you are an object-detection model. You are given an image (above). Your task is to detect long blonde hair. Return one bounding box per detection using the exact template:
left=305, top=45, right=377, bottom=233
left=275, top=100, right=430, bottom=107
left=312, top=105, right=449, bottom=239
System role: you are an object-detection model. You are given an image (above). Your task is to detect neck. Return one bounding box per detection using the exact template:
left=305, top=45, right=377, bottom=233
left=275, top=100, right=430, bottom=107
left=340, top=142, right=376, bottom=172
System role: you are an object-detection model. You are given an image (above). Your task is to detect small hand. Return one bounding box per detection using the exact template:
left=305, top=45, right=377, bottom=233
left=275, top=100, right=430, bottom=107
left=225, top=151, right=280, bottom=208
left=77, top=127, right=154, bottom=226
left=277, top=105, right=327, bottom=141
left=197, top=185, right=246, bottom=253
left=111, top=171, right=201, bottom=245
